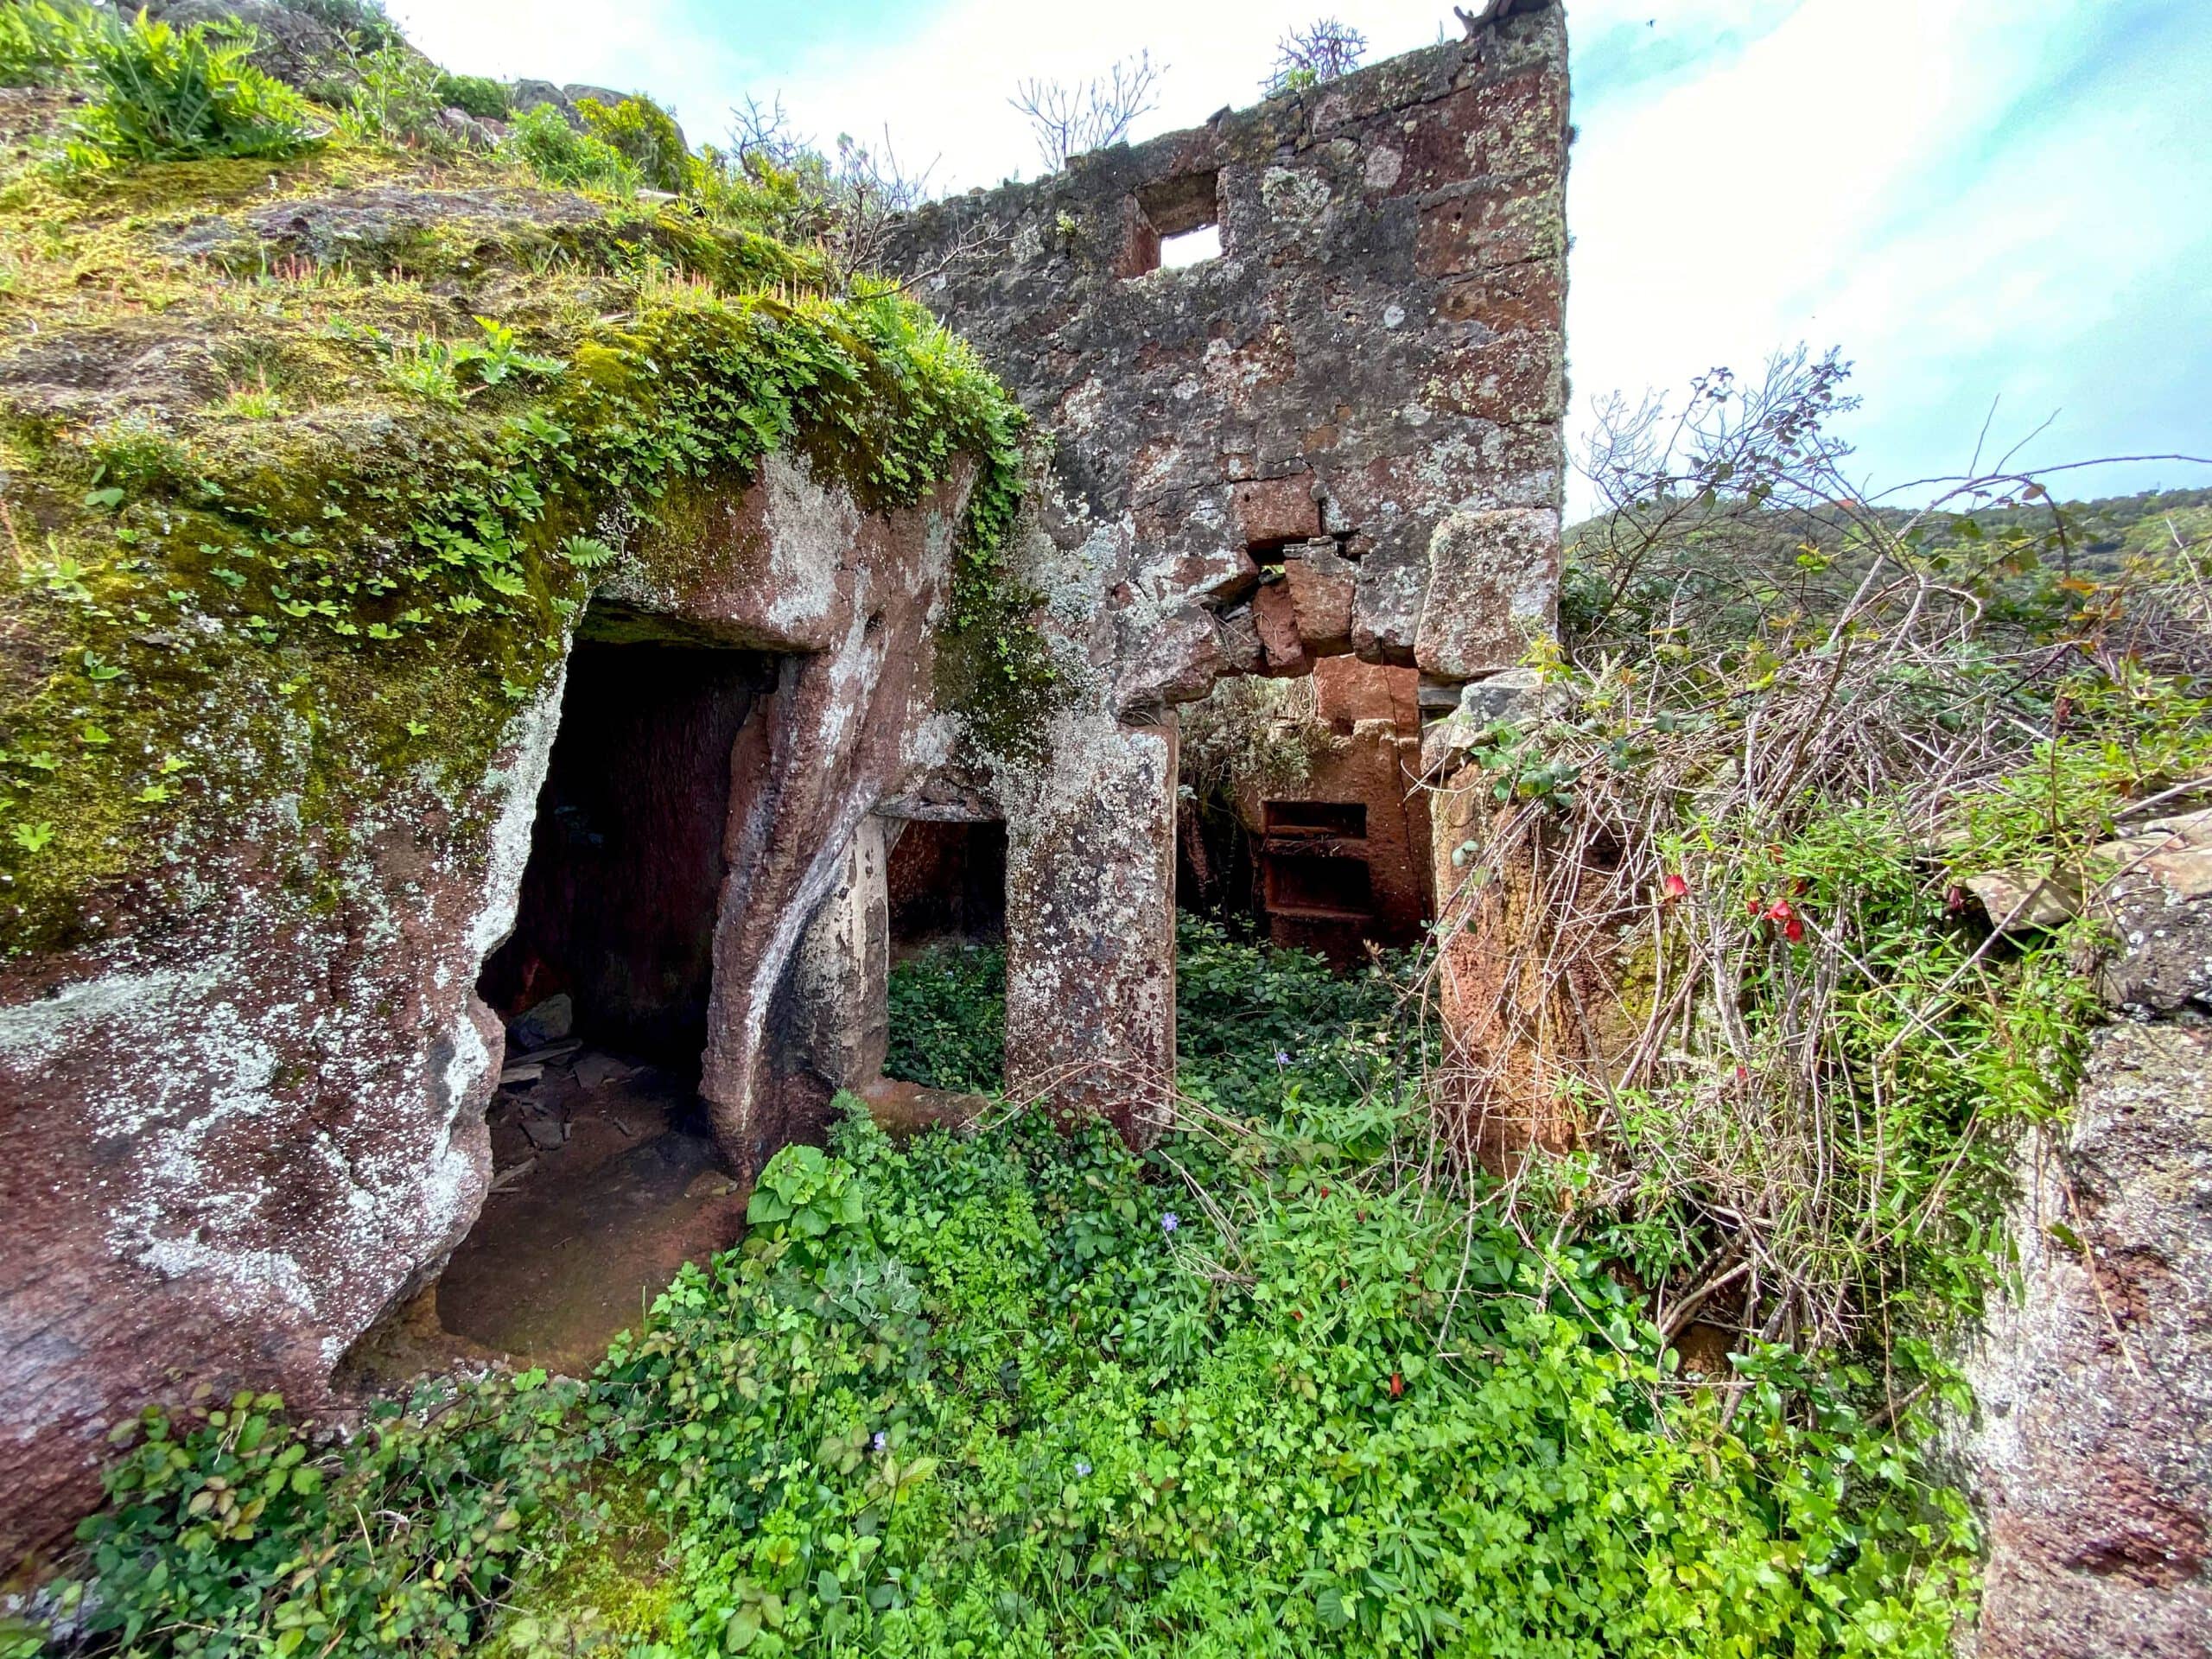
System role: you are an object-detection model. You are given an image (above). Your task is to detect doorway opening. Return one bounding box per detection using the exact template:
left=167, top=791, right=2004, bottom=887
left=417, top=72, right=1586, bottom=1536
left=437, top=639, right=775, bottom=1371
left=1176, top=658, right=1433, bottom=963
left=875, top=817, right=1007, bottom=1114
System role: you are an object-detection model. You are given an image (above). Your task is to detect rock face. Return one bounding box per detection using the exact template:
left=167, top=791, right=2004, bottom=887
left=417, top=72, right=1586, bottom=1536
left=1964, top=825, right=2212, bottom=1654
left=0, top=12, right=1571, bottom=1557
left=885, top=6, right=1569, bottom=1126
left=0, top=455, right=975, bottom=1558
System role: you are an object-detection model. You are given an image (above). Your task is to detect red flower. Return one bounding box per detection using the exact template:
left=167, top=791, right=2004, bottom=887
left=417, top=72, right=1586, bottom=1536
left=1662, top=873, right=1689, bottom=901
left=1763, top=899, right=1806, bottom=942
left=1389, top=1372, right=1405, bottom=1398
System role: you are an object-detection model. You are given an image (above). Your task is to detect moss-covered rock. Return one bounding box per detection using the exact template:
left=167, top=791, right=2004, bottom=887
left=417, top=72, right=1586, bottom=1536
left=0, top=86, right=1030, bottom=959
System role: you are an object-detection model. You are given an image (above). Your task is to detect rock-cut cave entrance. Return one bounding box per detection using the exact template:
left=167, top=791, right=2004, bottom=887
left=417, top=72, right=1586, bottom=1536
left=438, top=639, right=776, bottom=1371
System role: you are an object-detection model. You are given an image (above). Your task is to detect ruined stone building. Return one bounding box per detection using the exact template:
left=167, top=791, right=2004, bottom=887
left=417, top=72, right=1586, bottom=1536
left=0, top=10, right=1569, bottom=1556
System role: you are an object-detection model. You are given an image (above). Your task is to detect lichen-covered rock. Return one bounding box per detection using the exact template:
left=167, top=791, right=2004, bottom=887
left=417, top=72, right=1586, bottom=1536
left=1963, top=845, right=2212, bottom=1654
left=1964, top=1018, right=2212, bottom=1656
left=0, top=92, right=1020, bottom=1556
left=883, top=7, right=1569, bottom=1128
left=135, top=0, right=359, bottom=94
left=886, top=10, right=1567, bottom=704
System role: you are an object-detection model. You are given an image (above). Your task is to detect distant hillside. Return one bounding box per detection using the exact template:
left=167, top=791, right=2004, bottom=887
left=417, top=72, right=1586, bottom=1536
left=1563, top=486, right=2212, bottom=652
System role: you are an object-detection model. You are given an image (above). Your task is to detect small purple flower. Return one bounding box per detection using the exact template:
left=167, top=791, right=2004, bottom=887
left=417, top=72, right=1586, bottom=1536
left=1160, top=1212, right=1179, bottom=1235
left=1274, top=1049, right=1291, bottom=1067
left=1073, top=1459, right=1092, bottom=1478
left=872, top=1431, right=888, bottom=1453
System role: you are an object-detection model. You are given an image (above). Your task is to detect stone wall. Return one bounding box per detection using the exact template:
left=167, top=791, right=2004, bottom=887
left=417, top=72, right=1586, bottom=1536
left=1963, top=811, right=2212, bottom=1655
left=886, top=4, right=1569, bottom=1133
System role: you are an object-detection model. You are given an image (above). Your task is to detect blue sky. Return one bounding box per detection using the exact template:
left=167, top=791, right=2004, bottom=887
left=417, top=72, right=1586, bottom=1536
left=397, top=0, right=2212, bottom=515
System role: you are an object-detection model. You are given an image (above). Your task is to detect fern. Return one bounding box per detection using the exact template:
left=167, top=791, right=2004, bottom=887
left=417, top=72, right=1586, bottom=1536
left=0, top=0, right=92, bottom=89
left=74, top=14, right=317, bottom=163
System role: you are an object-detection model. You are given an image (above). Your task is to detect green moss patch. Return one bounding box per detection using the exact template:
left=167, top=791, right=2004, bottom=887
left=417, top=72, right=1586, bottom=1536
left=0, top=102, right=1033, bottom=959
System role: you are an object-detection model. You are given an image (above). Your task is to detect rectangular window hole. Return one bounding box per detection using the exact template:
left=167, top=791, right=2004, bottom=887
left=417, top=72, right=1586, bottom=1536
left=1160, top=223, right=1221, bottom=268
left=1263, top=800, right=1367, bottom=838
left=1123, top=168, right=1220, bottom=276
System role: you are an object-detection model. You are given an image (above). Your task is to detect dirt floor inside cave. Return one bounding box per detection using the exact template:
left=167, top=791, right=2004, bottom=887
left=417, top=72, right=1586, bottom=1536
left=347, top=1046, right=751, bottom=1385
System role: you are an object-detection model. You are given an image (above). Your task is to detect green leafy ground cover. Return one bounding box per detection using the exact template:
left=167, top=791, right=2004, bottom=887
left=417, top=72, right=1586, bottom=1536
left=22, top=919, right=1983, bottom=1659
left=884, top=942, right=1007, bottom=1095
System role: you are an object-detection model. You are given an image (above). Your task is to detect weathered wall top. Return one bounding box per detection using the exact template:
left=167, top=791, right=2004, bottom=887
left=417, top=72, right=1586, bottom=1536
left=887, top=5, right=1568, bottom=717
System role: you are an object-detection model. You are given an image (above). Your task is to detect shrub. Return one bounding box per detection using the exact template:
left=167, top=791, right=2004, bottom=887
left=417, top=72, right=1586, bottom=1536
left=285, top=0, right=400, bottom=48
left=336, top=42, right=446, bottom=150
left=432, top=70, right=510, bottom=121
left=575, top=92, right=698, bottom=194
left=885, top=938, right=1006, bottom=1092
left=73, top=13, right=317, bottom=164
left=499, top=101, right=642, bottom=197
left=0, top=0, right=92, bottom=89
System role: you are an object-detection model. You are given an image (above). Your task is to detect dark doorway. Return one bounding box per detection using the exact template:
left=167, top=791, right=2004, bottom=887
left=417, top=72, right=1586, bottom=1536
left=886, top=819, right=1007, bottom=955
left=438, top=641, right=776, bottom=1370
left=478, top=642, right=777, bottom=1069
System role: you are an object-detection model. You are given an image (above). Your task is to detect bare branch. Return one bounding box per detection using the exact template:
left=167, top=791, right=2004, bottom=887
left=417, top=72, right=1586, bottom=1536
left=1009, top=50, right=1165, bottom=173
left=1266, top=19, right=1368, bottom=95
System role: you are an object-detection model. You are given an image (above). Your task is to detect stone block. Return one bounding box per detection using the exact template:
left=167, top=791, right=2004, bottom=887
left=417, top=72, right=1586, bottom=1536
left=1279, top=540, right=1357, bottom=657
left=1252, top=579, right=1314, bottom=676
left=1234, top=475, right=1321, bottom=548
left=1415, top=507, right=1560, bottom=680
left=1414, top=185, right=1564, bottom=280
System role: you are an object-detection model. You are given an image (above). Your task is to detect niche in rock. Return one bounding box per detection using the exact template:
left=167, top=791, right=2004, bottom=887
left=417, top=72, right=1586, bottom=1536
left=887, top=818, right=1007, bottom=957
left=438, top=640, right=777, bottom=1370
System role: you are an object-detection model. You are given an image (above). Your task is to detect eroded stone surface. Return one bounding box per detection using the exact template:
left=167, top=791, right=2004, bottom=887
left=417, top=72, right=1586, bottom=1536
left=0, top=455, right=973, bottom=1555
left=0, top=668, right=562, bottom=1556
left=886, top=10, right=1567, bottom=701
left=1966, top=1016, right=2212, bottom=1656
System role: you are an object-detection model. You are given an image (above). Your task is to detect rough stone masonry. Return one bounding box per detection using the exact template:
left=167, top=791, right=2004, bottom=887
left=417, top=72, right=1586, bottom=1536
left=884, top=3, right=1570, bottom=1129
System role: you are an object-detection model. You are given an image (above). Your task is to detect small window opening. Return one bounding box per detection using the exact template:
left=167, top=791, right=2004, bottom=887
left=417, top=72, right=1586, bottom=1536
left=1263, top=799, right=1367, bottom=840
left=1123, top=168, right=1221, bottom=276
left=1160, top=223, right=1222, bottom=268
